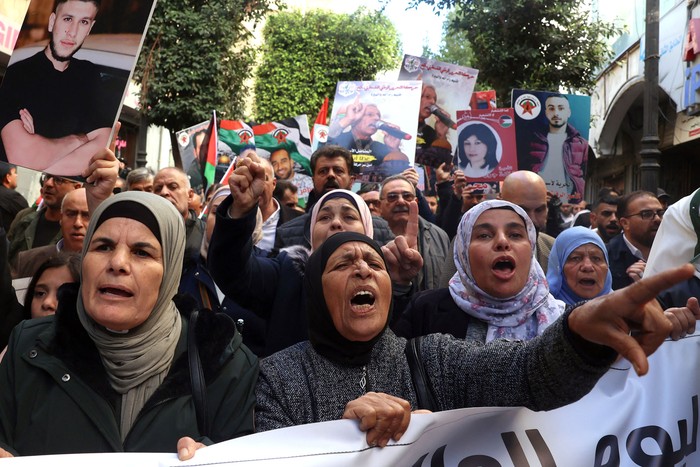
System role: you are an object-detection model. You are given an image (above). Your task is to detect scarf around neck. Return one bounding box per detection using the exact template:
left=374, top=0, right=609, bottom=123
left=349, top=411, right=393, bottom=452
left=449, top=200, right=565, bottom=342
left=76, top=191, right=184, bottom=438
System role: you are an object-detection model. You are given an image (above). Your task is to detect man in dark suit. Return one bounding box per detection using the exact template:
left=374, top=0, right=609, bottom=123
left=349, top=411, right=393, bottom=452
left=607, top=191, right=664, bottom=290
left=0, top=162, right=28, bottom=233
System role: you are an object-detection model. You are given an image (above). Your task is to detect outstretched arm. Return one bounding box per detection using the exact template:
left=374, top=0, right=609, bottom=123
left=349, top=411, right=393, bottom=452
left=568, top=263, right=695, bottom=376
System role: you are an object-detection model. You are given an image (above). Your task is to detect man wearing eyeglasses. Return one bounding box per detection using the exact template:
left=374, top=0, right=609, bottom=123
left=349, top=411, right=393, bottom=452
left=379, top=174, right=449, bottom=291
left=12, top=187, right=89, bottom=278
left=607, top=190, right=664, bottom=290
left=6, top=173, right=81, bottom=264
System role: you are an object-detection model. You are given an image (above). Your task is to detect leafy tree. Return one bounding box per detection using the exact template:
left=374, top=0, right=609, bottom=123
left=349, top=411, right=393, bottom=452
left=134, top=0, right=276, bottom=133
left=422, top=11, right=476, bottom=74
left=254, top=9, right=401, bottom=122
left=412, top=0, right=621, bottom=100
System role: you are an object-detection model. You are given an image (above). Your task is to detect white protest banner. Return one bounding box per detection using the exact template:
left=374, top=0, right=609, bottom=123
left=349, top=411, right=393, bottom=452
left=174, top=335, right=700, bottom=466
left=2, top=452, right=172, bottom=466
left=6, top=335, right=700, bottom=466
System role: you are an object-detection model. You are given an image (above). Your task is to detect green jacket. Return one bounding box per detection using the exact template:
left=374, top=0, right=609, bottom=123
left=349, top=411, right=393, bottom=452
left=6, top=207, right=61, bottom=266
left=0, top=285, right=258, bottom=456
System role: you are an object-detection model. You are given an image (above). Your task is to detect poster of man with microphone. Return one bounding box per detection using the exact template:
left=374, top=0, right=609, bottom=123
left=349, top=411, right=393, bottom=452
left=398, top=55, right=479, bottom=168
left=327, top=80, right=421, bottom=182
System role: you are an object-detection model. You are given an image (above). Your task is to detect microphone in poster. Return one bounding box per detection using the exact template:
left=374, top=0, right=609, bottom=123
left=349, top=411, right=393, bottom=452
left=375, top=121, right=412, bottom=140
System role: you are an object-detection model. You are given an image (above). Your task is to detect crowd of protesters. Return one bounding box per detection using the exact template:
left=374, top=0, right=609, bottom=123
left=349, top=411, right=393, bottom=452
left=0, top=139, right=699, bottom=460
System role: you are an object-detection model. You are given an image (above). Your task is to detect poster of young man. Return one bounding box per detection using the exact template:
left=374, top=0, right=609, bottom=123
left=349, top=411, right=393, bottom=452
left=512, top=89, right=592, bottom=203
left=397, top=55, right=478, bottom=167
left=454, top=108, right=517, bottom=190
left=327, top=80, right=421, bottom=182
left=0, top=0, right=156, bottom=177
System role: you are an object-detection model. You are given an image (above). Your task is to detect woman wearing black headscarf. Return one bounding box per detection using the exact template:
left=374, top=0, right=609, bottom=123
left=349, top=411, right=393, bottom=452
left=0, top=192, right=258, bottom=459
left=256, top=232, right=696, bottom=447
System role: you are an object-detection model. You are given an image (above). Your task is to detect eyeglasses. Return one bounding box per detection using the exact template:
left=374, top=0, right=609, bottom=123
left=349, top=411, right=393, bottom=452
left=40, top=174, right=70, bottom=185
left=383, top=191, right=416, bottom=203
left=364, top=199, right=380, bottom=207
left=625, top=209, right=665, bottom=220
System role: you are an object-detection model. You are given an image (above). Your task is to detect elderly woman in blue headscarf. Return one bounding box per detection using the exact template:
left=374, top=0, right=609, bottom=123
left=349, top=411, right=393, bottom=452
left=547, top=227, right=613, bottom=305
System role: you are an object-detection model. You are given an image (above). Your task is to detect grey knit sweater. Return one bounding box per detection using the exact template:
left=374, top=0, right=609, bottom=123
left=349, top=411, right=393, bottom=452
left=255, top=316, right=614, bottom=432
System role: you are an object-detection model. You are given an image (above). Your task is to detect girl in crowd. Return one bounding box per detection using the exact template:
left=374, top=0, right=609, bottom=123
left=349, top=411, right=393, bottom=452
left=24, top=254, right=80, bottom=320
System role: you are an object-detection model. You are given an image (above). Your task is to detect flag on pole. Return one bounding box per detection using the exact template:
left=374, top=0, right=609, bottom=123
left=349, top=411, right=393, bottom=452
left=218, top=155, right=238, bottom=187
left=311, top=97, right=329, bottom=152
left=199, top=111, right=218, bottom=189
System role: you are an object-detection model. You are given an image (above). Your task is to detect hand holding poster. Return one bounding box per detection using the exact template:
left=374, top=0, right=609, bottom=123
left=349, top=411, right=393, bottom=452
left=0, top=0, right=156, bottom=177
left=327, top=80, right=421, bottom=182
left=513, top=89, right=591, bottom=202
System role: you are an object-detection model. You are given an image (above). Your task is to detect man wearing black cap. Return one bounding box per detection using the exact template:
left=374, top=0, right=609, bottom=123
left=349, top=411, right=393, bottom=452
left=657, top=188, right=671, bottom=210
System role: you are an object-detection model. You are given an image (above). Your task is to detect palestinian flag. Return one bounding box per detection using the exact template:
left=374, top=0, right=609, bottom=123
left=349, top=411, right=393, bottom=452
left=311, top=97, right=329, bottom=152
left=250, top=115, right=313, bottom=176
left=199, top=111, right=218, bottom=189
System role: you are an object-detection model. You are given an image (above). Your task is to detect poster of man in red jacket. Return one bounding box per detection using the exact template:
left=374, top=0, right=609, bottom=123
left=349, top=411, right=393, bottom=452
left=512, top=90, right=592, bottom=203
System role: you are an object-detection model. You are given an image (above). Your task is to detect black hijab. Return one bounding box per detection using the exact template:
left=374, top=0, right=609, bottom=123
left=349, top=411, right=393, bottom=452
left=305, top=232, right=393, bottom=367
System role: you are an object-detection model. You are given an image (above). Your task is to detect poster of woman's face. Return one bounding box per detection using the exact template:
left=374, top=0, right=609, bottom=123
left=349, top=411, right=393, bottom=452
left=455, top=122, right=502, bottom=177
left=453, top=108, right=518, bottom=184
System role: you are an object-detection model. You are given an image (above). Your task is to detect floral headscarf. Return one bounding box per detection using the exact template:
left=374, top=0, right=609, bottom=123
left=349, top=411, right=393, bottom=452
left=449, top=199, right=565, bottom=342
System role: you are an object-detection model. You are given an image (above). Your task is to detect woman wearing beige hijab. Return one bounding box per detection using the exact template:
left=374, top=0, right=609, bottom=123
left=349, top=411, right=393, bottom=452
left=0, top=191, right=257, bottom=459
